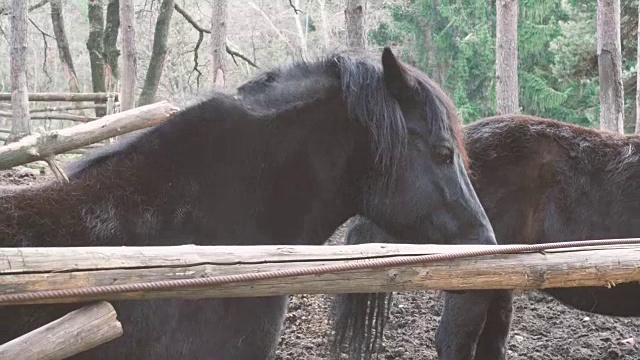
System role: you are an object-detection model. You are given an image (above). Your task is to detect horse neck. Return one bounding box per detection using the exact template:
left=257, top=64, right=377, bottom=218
left=1, top=97, right=368, bottom=249
left=0, top=112, right=256, bottom=247
left=252, top=95, right=369, bottom=246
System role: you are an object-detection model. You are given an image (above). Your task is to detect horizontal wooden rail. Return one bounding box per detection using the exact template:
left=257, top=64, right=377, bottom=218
left=1, top=242, right=639, bottom=305
left=0, top=93, right=118, bottom=102
left=0, top=111, right=97, bottom=122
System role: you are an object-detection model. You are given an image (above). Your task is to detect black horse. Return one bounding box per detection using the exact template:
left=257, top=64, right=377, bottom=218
left=0, top=48, right=495, bottom=359
left=341, top=114, right=640, bottom=360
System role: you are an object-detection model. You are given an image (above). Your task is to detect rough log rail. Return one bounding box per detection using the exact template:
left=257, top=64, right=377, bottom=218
left=0, top=242, right=639, bottom=305
left=0, top=93, right=118, bottom=102
left=0, top=302, right=122, bottom=360
left=0, top=101, right=178, bottom=170
left=0, top=111, right=98, bottom=122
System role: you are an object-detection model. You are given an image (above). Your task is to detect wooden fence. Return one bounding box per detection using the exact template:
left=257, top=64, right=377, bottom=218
left=0, top=241, right=639, bottom=359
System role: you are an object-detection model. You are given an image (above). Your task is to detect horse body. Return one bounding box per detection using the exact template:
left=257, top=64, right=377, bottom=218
left=343, top=114, right=640, bottom=360
left=460, top=115, right=640, bottom=360
left=0, top=49, right=495, bottom=359
left=467, top=114, right=640, bottom=316
left=1, top=94, right=354, bottom=359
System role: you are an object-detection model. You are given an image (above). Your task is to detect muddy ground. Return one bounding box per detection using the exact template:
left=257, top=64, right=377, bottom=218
left=2, top=165, right=639, bottom=360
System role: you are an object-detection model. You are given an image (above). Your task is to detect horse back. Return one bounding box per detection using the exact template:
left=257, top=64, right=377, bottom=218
left=466, top=115, right=640, bottom=317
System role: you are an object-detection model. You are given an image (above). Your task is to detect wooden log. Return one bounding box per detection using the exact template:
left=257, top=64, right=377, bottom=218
left=0, top=101, right=178, bottom=170
left=0, top=242, right=639, bottom=305
left=30, top=114, right=98, bottom=122
left=0, top=111, right=97, bottom=122
left=30, top=104, right=107, bottom=113
left=0, top=93, right=118, bottom=102
left=0, top=302, right=122, bottom=360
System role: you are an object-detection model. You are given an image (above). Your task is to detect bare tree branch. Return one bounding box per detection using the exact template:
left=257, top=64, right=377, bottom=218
left=225, top=44, right=258, bottom=68
left=0, top=0, right=51, bottom=16
left=289, top=0, right=303, bottom=14
left=173, top=2, right=259, bottom=77
left=28, top=17, right=52, bottom=86
left=174, top=3, right=208, bottom=33
left=191, top=30, right=204, bottom=88
left=29, top=0, right=50, bottom=12
left=247, top=1, right=296, bottom=54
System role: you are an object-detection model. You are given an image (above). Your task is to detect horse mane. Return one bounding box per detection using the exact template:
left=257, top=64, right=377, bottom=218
left=285, top=56, right=464, bottom=359
left=238, top=52, right=466, bottom=175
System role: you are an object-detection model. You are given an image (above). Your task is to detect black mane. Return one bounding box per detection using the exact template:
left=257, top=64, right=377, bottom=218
left=238, top=53, right=467, bottom=175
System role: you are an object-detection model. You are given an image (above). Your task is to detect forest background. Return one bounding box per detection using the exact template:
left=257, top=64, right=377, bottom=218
left=0, top=0, right=635, bottom=131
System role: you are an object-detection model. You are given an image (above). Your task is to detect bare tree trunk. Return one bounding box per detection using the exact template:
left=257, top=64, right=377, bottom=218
left=211, top=0, right=227, bottom=87
left=8, top=0, right=30, bottom=143
left=138, top=0, right=174, bottom=106
left=292, top=0, right=307, bottom=59
left=119, top=0, right=136, bottom=111
left=103, top=0, right=120, bottom=92
left=87, top=0, right=106, bottom=117
left=345, top=0, right=366, bottom=52
left=318, top=0, right=329, bottom=51
left=422, top=0, right=444, bottom=85
left=635, top=0, right=640, bottom=134
left=51, top=0, right=80, bottom=94
left=597, top=0, right=624, bottom=133
left=495, top=0, right=519, bottom=115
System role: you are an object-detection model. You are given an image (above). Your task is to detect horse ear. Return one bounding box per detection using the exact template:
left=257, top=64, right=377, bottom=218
left=381, top=47, right=410, bottom=100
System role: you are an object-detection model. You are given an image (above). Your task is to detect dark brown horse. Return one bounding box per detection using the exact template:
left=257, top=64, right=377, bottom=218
left=0, top=48, right=495, bottom=359
left=340, top=114, right=640, bottom=360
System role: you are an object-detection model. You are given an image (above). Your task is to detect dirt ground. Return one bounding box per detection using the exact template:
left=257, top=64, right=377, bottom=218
left=2, top=165, right=639, bottom=360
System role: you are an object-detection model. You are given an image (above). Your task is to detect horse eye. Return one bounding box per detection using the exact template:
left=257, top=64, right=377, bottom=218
left=434, top=145, right=454, bottom=165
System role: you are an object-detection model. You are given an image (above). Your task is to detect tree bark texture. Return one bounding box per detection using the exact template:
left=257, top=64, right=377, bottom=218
left=495, top=0, right=519, bottom=115
left=635, top=0, right=640, bottom=134
left=8, top=0, right=31, bottom=143
left=119, top=0, right=137, bottom=111
left=50, top=0, right=80, bottom=94
left=345, top=0, right=366, bottom=52
left=211, top=0, right=227, bottom=87
left=318, top=0, right=329, bottom=51
left=87, top=0, right=107, bottom=117
left=422, top=0, right=446, bottom=85
left=103, top=0, right=120, bottom=91
left=597, top=0, right=624, bottom=133
left=138, top=0, right=174, bottom=106
left=292, top=0, right=307, bottom=59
